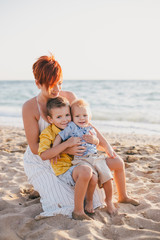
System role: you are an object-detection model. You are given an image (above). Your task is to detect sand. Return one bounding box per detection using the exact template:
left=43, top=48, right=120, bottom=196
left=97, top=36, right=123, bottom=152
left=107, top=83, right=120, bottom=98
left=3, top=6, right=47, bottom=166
left=0, top=126, right=160, bottom=240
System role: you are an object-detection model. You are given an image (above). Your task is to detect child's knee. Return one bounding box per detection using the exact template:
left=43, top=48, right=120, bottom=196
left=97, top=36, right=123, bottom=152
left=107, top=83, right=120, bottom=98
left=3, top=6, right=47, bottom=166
left=81, top=166, right=93, bottom=180
left=90, top=173, right=98, bottom=185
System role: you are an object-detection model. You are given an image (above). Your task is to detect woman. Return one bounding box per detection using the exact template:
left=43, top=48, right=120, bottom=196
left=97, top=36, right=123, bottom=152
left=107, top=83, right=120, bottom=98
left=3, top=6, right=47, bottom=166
left=23, top=54, right=138, bottom=219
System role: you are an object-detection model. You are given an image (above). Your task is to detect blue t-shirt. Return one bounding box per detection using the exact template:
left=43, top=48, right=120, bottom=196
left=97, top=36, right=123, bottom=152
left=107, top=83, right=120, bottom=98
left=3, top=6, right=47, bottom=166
left=59, top=121, right=97, bottom=156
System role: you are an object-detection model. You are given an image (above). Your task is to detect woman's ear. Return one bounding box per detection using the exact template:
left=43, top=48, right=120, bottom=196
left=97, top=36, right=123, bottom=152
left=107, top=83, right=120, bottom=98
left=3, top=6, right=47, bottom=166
left=35, top=80, right=41, bottom=89
left=47, top=115, right=53, bottom=124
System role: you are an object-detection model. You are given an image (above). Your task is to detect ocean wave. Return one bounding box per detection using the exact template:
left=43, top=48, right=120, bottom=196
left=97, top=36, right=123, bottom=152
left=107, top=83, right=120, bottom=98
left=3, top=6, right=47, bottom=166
left=0, top=80, right=160, bottom=133
left=92, top=112, right=160, bottom=125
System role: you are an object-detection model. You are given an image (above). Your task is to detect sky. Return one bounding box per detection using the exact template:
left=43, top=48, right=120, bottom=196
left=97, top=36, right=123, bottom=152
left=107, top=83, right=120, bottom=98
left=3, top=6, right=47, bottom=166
left=0, top=0, right=160, bottom=81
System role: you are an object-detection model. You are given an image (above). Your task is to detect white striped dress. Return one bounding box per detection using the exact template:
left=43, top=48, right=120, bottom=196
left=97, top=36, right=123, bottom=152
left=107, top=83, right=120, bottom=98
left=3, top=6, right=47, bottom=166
left=23, top=100, right=105, bottom=219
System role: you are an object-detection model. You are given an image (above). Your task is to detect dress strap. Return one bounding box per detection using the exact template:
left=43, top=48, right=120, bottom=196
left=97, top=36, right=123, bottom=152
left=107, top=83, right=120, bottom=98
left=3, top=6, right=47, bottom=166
left=36, top=96, right=41, bottom=115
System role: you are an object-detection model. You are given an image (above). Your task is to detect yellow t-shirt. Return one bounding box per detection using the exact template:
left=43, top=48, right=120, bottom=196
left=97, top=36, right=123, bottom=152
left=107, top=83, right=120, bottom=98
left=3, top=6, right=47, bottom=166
left=38, top=124, right=72, bottom=176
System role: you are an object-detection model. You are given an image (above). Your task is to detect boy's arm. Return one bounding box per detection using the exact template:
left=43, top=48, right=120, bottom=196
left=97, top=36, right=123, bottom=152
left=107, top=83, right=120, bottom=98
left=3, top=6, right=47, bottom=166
left=40, top=136, right=81, bottom=160
left=50, top=135, right=62, bottom=164
left=52, top=135, right=62, bottom=147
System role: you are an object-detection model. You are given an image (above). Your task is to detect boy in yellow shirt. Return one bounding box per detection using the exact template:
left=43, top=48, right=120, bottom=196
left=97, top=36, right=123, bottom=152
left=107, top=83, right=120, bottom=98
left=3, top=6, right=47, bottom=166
left=38, top=97, right=79, bottom=177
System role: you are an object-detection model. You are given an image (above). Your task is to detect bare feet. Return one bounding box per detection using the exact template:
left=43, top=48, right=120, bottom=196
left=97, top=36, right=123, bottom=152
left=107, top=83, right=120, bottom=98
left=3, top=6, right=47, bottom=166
left=118, top=197, right=140, bottom=206
left=84, top=200, right=95, bottom=214
left=106, top=201, right=118, bottom=216
left=72, top=212, right=92, bottom=220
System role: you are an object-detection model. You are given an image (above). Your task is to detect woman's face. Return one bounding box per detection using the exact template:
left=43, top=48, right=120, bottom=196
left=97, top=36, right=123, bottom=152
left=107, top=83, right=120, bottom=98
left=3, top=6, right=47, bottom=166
left=48, top=81, right=62, bottom=98
left=39, top=80, right=62, bottom=98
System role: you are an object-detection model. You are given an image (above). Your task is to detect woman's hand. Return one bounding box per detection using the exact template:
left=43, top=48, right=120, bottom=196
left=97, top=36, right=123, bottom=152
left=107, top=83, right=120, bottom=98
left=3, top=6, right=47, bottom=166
left=65, top=145, right=86, bottom=156
left=83, top=131, right=99, bottom=145
left=107, top=146, right=117, bottom=159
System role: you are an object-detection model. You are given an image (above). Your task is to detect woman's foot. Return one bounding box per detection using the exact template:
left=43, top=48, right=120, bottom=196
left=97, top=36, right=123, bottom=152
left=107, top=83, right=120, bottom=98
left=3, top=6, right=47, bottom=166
left=84, top=200, right=95, bottom=214
left=72, top=212, right=92, bottom=220
left=118, top=197, right=139, bottom=206
left=106, top=201, right=118, bottom=216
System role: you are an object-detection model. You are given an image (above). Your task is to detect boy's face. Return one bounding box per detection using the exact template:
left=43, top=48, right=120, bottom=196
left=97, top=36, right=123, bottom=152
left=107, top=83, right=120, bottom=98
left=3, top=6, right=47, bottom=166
left=72, top=106, right=90, bottom=128
left=48, top=106, right=71, bottom=129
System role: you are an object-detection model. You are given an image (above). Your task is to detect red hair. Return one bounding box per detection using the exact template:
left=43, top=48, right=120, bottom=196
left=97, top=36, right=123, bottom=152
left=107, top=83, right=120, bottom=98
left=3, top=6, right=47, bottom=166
left=32, top=54, right=62, bottom=89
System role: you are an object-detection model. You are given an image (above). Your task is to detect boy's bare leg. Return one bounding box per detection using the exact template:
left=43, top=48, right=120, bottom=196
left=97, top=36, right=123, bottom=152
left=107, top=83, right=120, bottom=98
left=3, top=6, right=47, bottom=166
left=72, top=165, right=93, bottom=220
left=103, top=179, right=117, bottom=216
left=85, top=173, right=98, bottom=214
left=106, top=156, right=139, bottom=206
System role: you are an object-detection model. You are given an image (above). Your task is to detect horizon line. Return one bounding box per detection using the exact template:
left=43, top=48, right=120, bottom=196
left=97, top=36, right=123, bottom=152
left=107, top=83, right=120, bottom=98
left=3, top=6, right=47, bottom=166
left=0, top=79, right=160, bottom=81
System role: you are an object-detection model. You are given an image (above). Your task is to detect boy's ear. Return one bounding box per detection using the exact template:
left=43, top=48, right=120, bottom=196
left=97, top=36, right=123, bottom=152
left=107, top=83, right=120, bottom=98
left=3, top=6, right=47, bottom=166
left=47, top=115, right=53, bottom=124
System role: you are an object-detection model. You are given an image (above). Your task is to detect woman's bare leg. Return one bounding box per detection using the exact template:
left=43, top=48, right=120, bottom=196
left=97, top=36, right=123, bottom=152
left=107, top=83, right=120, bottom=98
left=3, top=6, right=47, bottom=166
left=106, top=155, right=139, bottom=206
left=72, top=165, right=93, bottom=220
left=85, top=173, right=98, bottom=213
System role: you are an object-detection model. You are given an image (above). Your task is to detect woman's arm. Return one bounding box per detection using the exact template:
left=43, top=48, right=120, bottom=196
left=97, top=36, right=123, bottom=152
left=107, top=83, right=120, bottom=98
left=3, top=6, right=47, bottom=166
left=89, top=123, right=116, bottom=158
left=22, top=98, right=40, bottom=154
left=60, top=91, right=77, bottom=104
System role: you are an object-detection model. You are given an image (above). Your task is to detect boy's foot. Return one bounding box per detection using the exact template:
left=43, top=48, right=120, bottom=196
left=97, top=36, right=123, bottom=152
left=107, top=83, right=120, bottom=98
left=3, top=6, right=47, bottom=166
left=72, top=212, right=92, bottom=220
left=84, top=200, right=95, bottom=215
left=118, top=197, right=140, bottom=206
left=106, top=201, right=118, bottom=216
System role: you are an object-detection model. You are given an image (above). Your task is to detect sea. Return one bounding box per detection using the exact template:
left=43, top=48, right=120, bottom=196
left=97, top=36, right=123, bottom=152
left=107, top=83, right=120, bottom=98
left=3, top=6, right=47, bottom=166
left=0, top=80, right=160, bottom=135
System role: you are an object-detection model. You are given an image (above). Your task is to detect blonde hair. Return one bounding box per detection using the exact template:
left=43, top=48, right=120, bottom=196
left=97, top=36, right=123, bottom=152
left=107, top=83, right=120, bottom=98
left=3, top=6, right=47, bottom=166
left=71, top=99, right=92, bottom=118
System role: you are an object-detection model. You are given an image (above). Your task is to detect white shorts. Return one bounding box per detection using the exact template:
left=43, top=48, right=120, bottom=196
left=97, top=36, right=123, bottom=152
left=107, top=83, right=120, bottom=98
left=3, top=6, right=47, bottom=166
left=72, top=153, right=113, bottom=187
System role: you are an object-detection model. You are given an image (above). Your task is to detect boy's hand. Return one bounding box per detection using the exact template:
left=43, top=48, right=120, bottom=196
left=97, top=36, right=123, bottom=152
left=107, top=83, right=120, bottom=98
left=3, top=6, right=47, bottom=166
left=50, top=154, right=60, bottom=164
left=65, top=145, right=86, bottom=156
left=83, top=131, right=99, bottom=145
left=66, top=137, right=82, bottom=147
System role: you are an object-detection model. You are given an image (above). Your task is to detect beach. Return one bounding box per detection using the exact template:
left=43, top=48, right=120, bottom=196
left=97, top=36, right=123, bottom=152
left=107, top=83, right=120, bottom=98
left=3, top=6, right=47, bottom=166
left=0, top=126, right=160, bottom=240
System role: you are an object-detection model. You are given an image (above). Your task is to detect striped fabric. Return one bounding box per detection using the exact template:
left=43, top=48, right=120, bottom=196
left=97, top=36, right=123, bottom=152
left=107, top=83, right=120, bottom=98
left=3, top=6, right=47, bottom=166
left=23, top=108, right=105, bottom=218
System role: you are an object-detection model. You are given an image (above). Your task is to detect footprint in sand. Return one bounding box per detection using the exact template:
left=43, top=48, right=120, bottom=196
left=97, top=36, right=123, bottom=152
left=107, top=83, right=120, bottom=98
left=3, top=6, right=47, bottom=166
left=142, top=208, right=160, bottom=222
left=124, top=214, right=160, bottom=232
left=155, top=154, right=160, bottom=160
